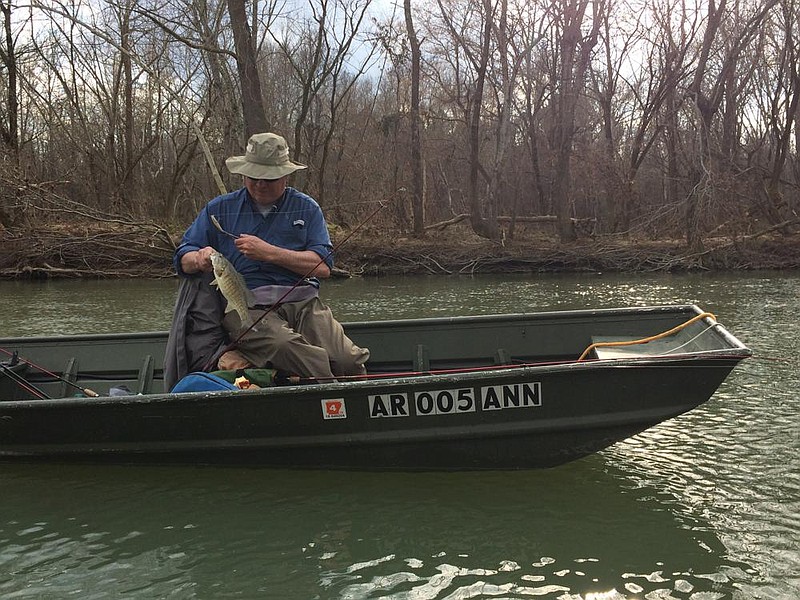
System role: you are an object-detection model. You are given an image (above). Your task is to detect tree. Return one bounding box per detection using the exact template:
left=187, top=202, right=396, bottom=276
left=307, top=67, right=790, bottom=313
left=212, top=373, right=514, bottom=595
left=436, top=0, right=500, bottom=240
left=550, top=0, right=604, bottom=242
left=0, top=0, right=18, bottom=154
left=268, top=0, right=374, bottom=172
left=404, top=0, right=424, bottom=236
left=758, top=0, right=799, bottom=227
left=685, top=0, right=779, bottom=248
left=227, top=0, right=269, bottom=135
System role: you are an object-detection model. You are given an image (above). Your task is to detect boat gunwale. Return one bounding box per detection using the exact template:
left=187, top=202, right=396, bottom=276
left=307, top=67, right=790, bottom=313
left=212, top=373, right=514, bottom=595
left=0, top=347, right=750, bottom=409
left=0, top=303, right=719, bottom=346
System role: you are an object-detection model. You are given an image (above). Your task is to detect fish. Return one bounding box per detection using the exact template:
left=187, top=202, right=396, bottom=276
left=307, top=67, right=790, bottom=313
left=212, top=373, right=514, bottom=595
left=209, top=251, right=258, bottom=331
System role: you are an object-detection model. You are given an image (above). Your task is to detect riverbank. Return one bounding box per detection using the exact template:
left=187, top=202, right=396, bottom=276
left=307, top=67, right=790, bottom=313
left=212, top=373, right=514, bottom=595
left=2, top=223, right=799, bottom=279
left=337, top=232, right=800, bottom=275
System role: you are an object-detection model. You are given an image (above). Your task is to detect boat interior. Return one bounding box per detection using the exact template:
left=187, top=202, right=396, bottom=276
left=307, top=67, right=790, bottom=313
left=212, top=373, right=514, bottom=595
left=0, top=306, right=748, bottom=400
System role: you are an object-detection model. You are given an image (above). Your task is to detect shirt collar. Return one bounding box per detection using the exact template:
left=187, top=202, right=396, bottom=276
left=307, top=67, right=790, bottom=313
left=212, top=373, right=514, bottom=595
left=246, top=187, right=287, bottom=215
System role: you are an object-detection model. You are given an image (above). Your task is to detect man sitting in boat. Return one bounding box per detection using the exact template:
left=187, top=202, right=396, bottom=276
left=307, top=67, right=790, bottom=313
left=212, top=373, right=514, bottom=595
left=168, top=132, right=369, bottom=384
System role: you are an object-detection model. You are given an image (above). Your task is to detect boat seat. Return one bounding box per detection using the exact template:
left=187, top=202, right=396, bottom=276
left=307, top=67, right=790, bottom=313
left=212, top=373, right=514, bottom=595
left=60, top=357, right=79, bottom=397
left=414, top=344, right=430, bottom=372
left=590, top=336, right=682, bottom=359
left=137, top=354, right=155, bottom=394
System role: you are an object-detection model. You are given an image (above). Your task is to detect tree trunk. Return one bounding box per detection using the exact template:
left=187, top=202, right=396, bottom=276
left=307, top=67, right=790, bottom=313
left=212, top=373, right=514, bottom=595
left=0, top=0, right=18, bottom=154
left=121, top=7, right=135, bottom=201
left=551, top=0, right=602, bottom=243
left=227, top=0, right=269, bottom=136
left=467, top=0, right=499, bottom=240
left=404, top=0, right=425, bottom=237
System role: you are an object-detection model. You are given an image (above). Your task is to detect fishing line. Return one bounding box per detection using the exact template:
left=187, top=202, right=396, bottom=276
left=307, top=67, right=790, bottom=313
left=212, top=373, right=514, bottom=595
left=202, top=189, right=404, bottom=372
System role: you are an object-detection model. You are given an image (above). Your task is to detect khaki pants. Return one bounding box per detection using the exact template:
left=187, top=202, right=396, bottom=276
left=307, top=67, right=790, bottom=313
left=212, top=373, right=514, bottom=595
left=222, top=297, right=369, bottom=380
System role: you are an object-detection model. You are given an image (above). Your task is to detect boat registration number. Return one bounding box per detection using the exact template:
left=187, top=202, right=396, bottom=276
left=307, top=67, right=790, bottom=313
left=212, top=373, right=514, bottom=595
left=367, top=382, right=542, bottom=418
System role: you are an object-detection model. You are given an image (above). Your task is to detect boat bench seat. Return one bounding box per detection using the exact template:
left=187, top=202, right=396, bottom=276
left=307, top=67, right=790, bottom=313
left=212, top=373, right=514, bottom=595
left=137, top=354, right=155, bottom=394
left=57, top=354, right=155, bottom=396
left=60, top=357, right=79, bottom=397
left=590, top=336, right=682, bottom=359
left=412, top=345, right=512, bottom=372
left=414, top=345, right=430, bottom=372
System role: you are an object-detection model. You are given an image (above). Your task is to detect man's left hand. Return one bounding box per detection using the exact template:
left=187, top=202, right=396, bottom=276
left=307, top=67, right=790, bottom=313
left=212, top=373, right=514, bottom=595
left=235, top=234, right=275, bottom=262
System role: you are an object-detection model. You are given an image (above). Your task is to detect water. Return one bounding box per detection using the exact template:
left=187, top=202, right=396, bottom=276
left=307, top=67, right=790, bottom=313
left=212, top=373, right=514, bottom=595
left=1, top=272, right=798, bottom=599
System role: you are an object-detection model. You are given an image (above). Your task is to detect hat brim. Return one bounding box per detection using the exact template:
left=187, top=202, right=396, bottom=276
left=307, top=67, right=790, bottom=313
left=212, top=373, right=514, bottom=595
left=225, top=156, right=307, bottom=179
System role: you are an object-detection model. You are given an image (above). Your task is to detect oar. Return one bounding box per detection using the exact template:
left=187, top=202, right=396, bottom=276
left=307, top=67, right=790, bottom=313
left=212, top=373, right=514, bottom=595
left=0, top=348, right=100, bottom=397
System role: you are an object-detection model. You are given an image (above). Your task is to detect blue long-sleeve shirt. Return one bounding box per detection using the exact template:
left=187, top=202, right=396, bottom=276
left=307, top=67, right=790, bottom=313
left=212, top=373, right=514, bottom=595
left=174, top=187, right=333, bottom=289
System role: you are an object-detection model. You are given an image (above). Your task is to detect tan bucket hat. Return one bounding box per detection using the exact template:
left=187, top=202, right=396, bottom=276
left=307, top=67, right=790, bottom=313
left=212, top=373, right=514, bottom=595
left=225, top=132, right=307, bottom=179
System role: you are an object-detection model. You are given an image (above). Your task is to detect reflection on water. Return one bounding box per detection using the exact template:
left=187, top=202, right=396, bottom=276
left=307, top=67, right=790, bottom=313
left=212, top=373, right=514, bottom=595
left=1, top=279, right=180, bottom=337
left=0, top=459, right=735, bottom=599
left=1, top=270, right=795, bottom=334
left=1, top=271, right=798, bottom=598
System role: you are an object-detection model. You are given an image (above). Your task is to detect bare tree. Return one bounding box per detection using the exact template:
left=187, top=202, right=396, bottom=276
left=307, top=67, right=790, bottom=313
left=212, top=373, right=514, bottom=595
left=404, top=0, right=424, bottom=235
left=227, top=0, right=269, bottom=135
left=435, top=0, right=500, bottom=240
left=518, top=9, right=551, bottom=219
left=0, top=0, right=19, bottom=155
left=2, top=0, right=799, bottom=257
left=268, top=0, right=374, bottom=174
left=550, top=0, right=604, bottom=242
left=685, top=0, right=779, bottom=248
left=757, top=0, right=799, bottom=226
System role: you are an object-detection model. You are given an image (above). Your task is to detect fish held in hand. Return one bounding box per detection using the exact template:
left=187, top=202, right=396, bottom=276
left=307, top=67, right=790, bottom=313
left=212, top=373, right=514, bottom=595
left=210, top=251, right=258, bottom=331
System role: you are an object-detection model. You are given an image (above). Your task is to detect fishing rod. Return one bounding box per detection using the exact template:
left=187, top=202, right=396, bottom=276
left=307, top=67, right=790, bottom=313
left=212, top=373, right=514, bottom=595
left=0, top=361, right=50, bottom=399
left=282, top=350, right=749, bottom=385
left=203, top=189, right=403, bottom=371
left=0, top=347, right=100, bottom=397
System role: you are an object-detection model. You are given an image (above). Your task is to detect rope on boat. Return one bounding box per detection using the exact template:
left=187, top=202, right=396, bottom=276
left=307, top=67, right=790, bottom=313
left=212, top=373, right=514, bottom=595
left=576, top=312, right=717, bottom=362
left=292, top=317, right=732, bottom=384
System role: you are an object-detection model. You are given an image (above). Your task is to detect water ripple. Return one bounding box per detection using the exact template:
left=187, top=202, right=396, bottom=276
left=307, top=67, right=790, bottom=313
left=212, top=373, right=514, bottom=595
left=1, top=271, right=799, bottom=599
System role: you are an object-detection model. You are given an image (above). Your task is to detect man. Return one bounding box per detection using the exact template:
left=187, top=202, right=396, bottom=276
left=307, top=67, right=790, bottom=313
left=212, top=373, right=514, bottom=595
left=173, top=132, right=369, bottom=381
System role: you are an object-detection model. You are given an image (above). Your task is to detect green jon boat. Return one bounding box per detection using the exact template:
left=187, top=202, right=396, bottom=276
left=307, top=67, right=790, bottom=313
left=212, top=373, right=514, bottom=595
left=0, top=305, right=750, bottom=469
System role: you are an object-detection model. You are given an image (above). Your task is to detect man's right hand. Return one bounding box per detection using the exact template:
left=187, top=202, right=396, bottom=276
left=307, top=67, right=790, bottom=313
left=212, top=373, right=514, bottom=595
left=181, top=246, right=215, bottom=274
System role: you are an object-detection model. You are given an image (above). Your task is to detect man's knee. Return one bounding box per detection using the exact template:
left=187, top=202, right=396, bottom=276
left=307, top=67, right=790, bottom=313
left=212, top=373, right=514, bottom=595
left=331, top=346, right=370, bottom=376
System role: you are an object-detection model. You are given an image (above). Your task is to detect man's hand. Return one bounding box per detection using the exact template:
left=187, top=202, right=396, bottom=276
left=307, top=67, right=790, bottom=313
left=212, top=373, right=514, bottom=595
left=181, top=246, right=215, bottom=274
left=235, top=234, right=331, bottom=278
left=235, top=234, right=275, bottom=262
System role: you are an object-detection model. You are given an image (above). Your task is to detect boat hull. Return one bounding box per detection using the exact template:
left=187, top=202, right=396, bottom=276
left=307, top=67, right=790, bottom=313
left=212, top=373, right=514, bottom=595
left=0, top=305, right=750, bottom=469
left=0, top=358, right=739, bottom=469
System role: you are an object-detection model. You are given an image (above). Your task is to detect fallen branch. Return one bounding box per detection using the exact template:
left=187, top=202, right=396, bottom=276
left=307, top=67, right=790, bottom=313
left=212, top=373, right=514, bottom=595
left=425, top=214, right=558, bottom=232
left=425, top=213, right=470, bottom=231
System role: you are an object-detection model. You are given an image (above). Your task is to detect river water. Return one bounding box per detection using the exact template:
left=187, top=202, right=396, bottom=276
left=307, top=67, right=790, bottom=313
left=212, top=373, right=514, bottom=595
left=0, top=272, right=797, bottom=599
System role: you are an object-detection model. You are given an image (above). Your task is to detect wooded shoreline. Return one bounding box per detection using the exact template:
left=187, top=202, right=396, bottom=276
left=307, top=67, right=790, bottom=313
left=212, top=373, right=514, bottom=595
left=2, top=225, right=799, bottom=280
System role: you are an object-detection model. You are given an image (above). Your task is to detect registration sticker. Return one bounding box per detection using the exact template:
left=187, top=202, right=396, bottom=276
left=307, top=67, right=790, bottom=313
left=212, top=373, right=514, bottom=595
left=322, top=398, right=346, bottom=419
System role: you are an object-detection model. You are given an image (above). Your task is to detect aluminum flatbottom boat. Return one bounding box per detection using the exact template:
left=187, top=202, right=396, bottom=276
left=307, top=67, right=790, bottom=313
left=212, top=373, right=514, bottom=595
left=0, top=305, right=751, bottom=469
